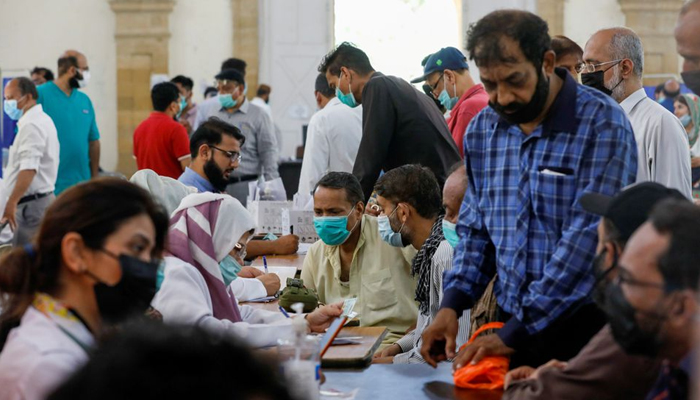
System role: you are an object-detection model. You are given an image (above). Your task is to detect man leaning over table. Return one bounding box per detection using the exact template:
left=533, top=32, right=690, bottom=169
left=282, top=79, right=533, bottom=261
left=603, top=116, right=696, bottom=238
left=301, top=172, right=417, bottom=346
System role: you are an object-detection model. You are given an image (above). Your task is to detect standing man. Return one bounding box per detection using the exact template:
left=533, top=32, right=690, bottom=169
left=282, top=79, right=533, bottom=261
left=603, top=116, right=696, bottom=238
left=551, top=35, right=584, bottom=78
left=37, top=50, right=100, bottom=195
left=30, top=67, right=54, bottom=86
left=133, top=82, right=191, bottom=179
left=420, top=10, right=638, bottom=369
left=1, top=77, right=59, bottom=245
left=319, top=42, right=461, bottom=200
left=298, top=73, right=362, bottom=195
left=659, top=79, right=681, bottom=113
left=171, top=75, right=197, bottom=134
left=582, top=28, right=692, bottom=198
left=411, top=47, right=488, bottom=157
left=676, top=0, right=700, bottom=96
left=251, top=84, right=273, bottom=121
left=197, top=69, right=278, bottom=205
left=194, top=58, right=248, bottom=130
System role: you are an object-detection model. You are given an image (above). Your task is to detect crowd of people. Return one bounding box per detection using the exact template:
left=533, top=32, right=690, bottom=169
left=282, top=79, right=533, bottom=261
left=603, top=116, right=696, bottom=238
left=0, top=2, right=699, bottom=400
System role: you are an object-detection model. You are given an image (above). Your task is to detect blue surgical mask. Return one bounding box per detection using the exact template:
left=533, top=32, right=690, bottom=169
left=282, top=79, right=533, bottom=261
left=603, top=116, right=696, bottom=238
left=336, top=73, right=358, bottom=108
left=438, top=81, right=459, bottom=111
left=3, top=98, right=24, bottom=121
left=176, top=95, right=187, bottom=119
left=155, top=261, right=166, bottom=291
left=219, top=93, right=237, bottom=109
left=442, top=219, right=459, bottom=248
left=243, top=83, right=248, bottom=96
left=378, top=206, right=405, bottom=247
left=680, top=114, right=692, bottom=127
left=219, top=255, right=243, bottom=287
left=314, top=208, right=358, bottom=246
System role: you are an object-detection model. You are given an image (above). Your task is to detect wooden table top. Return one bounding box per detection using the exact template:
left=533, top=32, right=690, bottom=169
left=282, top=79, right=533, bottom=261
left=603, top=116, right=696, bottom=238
left=250, top=254, right=306, bottom=271
left=323, top=363, right=503, bottom=400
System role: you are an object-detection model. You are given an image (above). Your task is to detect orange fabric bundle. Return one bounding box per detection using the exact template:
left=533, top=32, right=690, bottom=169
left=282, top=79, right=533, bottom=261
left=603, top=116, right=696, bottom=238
left=453, top=322, right=510, bottom=390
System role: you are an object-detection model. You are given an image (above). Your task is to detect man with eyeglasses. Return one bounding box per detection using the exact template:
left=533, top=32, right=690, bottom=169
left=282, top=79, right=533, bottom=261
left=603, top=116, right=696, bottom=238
left=582, top=28, right=692, bottom=198
left=411, top=47, right=488, bottom=157
left=319, top=42, right=461, bottom=201
left=196, top=68, right=279, bottom=206
left=502, top=182, right=685, bottom=400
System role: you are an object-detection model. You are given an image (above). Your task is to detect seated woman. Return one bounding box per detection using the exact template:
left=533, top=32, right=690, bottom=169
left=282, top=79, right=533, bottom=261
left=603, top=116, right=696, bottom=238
left=153, top=193, right=342, bottom=348
left=130, top=169, right=279, bottom=300
left=674, top=94, right=700, bottom=184
left=0, top=179, right=168, bottom=400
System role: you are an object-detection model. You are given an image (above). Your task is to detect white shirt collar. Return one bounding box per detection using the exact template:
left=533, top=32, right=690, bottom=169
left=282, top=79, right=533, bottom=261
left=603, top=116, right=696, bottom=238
left=619, top=88, right=648, bottom=115
left=17, top=103, right=42, bottom=127
left=325, top=97, right=341, bottom=108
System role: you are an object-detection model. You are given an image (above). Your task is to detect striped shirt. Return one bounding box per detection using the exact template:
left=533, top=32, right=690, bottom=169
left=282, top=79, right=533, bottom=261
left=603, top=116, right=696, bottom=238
left=441, top=68, right=638, bottom=349
left=394, top=241, right=470, bottom=364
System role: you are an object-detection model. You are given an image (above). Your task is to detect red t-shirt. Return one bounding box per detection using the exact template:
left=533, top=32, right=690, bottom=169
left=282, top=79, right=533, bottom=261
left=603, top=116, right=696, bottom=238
left=133, top=112, right=190, bottom=179
left=447, top=84, right=490, bottom=157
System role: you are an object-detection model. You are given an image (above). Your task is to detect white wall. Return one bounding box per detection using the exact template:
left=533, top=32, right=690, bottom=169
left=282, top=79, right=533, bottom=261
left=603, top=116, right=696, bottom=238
left=563, top=0, right=625, bottom=49
left=169, top=0, right=234, bottom=104
left=0, top=0, right=118, bottom=170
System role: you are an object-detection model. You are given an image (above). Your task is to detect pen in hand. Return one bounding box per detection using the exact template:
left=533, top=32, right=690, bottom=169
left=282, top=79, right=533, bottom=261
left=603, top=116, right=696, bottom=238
left=263, top=255, right=268, bottom=274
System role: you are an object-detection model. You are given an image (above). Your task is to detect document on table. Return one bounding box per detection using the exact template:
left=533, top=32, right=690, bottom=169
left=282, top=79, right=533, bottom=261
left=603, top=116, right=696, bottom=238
left=297, top=243, right=313, bottom=255
left=253, top=266, right=297, bottom=289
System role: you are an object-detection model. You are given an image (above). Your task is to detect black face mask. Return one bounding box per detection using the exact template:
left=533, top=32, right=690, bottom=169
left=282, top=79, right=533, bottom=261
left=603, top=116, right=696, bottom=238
left=489, top=67, right=550, bottom=125
left=581, top=71, right=612, bottom=96
left=682, top=70, right=700, bottom=96
left=203, top=157, right=229, bottom=193
left=69, top=70, right=83, bottom=89
left=91, top=252, right=159, bottom=325
left=597, top=280, right=666, bottom=357
left=592, top=248, right=618, bottom=307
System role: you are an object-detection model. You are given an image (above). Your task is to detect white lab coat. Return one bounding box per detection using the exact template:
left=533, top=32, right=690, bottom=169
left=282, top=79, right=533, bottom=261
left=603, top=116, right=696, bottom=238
left=152, top=257, right=293, bottom=348
left=0, top=307, right=92, bottom=400
left=229, top=276, right=266, bottom=301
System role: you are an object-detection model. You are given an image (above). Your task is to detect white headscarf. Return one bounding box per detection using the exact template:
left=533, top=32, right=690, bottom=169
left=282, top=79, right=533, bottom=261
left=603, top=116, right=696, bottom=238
left=130, top=169, right=197, bottom=216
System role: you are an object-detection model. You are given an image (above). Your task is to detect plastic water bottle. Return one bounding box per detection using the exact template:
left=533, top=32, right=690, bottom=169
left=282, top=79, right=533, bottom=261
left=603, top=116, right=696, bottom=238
left=278, top=303, right=320, bottom=400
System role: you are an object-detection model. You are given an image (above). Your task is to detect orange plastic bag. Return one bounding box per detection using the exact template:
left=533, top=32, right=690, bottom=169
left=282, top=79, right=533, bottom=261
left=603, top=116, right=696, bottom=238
left=453, top=322, right=510, bottom=390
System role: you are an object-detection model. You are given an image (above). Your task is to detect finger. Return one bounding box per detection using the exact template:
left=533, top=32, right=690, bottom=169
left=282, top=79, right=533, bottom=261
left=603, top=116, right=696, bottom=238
left=454, top=345, right=476, bottom=370
left=470, top=346, right=488, bottom=365
left=445, top=333, right=457, bottom=359
left=504, top=372, right=515, bottom=390
left=420, top=335, right=438, bottom=368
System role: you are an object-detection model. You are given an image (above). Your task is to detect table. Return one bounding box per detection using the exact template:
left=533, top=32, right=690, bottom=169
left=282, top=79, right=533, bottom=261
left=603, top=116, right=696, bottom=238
left=251, top=254, right=306, bottom=271
left=323, top=364, right=503, bottom=400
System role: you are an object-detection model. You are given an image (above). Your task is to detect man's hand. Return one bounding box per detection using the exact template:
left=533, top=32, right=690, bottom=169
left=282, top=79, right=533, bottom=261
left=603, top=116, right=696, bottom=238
left=1, top=201, right=18, bottom=232
left=364, top=203, right=381, bottom=217
left=452, top=333, right=515, bottom=371
left=504, top=366, right=536, bottom=390
left=372, top=356, right=395, bottom=364
left=273, top=234, right=299, bottom=255
left=531, top=359, right=567, bottom=380
left=420, top=308, right=459, bottom=368
left=374, top=343, right=402, bottom=359
left=256, top=273, right=281, bottom=296
left=306, top=302, right=343, bottom=333
left=238, top=266, right=263, bottom=278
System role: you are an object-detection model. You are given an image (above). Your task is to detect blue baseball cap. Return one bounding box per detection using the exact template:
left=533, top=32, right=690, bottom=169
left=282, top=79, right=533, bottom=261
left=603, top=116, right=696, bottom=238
left=411, top=47, right=470, bottom=84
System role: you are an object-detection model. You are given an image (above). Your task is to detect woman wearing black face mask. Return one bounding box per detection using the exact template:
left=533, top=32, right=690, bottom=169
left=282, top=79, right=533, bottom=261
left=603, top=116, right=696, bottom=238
left=0, top=178, right=168, bottom=400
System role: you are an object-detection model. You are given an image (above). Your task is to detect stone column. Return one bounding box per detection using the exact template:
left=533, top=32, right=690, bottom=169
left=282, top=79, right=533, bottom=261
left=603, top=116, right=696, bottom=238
left=109, top=0, right=174, bottom=177
left=619, top=0, right=685, bottom=85
left=231, top=0, right=260, bottom=100
left=537, top=0, right=565, bottom=36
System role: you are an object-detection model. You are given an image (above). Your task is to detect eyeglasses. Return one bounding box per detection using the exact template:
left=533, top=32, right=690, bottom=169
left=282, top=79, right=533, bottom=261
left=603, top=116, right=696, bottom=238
left=576, top=59, right=623, bottom=74
left=210, top=146, right=242, bottom=162
left=427, top=73, right=445, bottom=98
left=613, top=265, right=666, bottom=291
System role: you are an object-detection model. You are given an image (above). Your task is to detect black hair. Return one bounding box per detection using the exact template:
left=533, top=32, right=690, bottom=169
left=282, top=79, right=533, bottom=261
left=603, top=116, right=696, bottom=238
left=314, top=172, right=364, bottom=207
left=221, top=58, right=247, bottom=76
left=0, top=179, right=169, bottom=349
left=170, top=75, right=194, bottom=91
left=204, top=86, right=218, bottom=98
left=551, top=35, right=583, bottom=61
left=48, top=322, right=293, bottom=400
left=602, top=217, right=625, bottom=247
left=190, top=117, right=246, bottom=158
left=256, top=84, right=271, bottom=97
left=151, top=82, right=180, bottom=112
left=14, top=77, right=38, bottom=100
left=649, top=199, right=700, bottom=291
left=30, top=67, right=54, bottom=81
left=57, top=55, right=79, bottom=76
left=318, top=42, right=375, bottom=76
left=655, top=83, right=665, bottom=95
left=314, top=73, right=334, bottom=98
left=374, top=165, right=442, bottom=219
left=466, top=9, right=551, bottom=70
left=675, top=95, right=689, bottom=108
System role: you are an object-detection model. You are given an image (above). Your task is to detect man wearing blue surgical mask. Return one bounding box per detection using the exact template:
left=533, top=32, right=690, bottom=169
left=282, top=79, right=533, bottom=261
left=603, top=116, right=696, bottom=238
left=301, top=172, right=418, bottom=346
left=412, top=47, right=488, bottom=158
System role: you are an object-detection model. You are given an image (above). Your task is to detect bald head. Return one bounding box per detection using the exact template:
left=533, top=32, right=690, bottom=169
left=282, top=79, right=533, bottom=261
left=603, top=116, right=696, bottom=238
left=676, top=1, right=700, bottom=73
left=665, top=79, right=681, bottom=95
left=585, top=27, right=643, bottom=78
left=57, top=50, right=88, bottom=77
left=442, top=165, right=468, bottom=224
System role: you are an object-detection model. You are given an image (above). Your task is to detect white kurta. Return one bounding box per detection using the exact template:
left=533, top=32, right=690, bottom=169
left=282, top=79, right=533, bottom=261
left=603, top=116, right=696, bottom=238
left=620, top=88, right=692, bottom=198
left=229, top=277, right=266, bottom=301
left=152, top=256, right=293, bottom=348
left=0, top=307, right=92, bottom=400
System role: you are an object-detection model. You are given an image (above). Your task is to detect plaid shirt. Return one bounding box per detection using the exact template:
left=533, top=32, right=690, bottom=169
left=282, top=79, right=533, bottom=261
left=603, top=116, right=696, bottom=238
left=441, top=69, right=638, bottom=349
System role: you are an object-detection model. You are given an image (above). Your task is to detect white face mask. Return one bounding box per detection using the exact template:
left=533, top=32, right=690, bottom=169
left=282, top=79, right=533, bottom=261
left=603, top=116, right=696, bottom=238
left=78, top=69, right=91, bottom=88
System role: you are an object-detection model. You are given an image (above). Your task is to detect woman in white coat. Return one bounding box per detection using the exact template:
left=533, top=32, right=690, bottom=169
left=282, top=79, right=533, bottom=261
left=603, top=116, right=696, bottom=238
left=0, top=179, right=168, bottom=400
left=153, top=193, right=342, bottom=348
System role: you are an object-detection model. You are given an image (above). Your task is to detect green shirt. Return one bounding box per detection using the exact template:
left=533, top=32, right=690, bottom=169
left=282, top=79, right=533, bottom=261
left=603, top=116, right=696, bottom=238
left=37, top=82, right=99, bottom=194
left=301, top=215, right=418, bottom=345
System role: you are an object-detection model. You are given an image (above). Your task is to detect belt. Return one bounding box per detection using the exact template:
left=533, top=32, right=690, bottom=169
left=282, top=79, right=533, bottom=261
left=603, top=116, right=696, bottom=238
left=228, top=174, right=259, bottom=183
left=18, top=192, right=52, bottom=205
